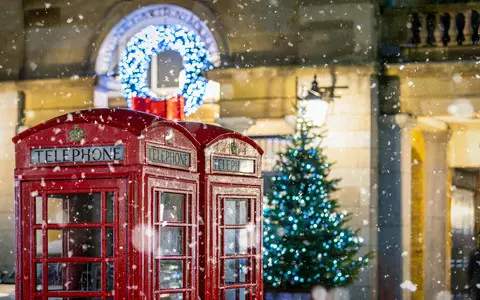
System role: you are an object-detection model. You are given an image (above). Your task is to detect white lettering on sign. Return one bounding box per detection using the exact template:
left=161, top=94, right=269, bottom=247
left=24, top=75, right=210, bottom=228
left=212, top=156, right=255, bottom=174
left=147, top=145, right=191, bottom=168
left=30, top=146, right=124, bottom=164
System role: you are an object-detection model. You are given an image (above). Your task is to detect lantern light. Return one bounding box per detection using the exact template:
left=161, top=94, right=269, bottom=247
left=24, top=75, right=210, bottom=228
left=297, top=74, right=347, bottom=127
left=300, top=75, right=332, bottom=127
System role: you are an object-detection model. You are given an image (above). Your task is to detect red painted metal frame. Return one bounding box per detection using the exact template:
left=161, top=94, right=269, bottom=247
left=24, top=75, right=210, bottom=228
left=179, top=122, right=264, bottom=156
left=12, top=108, right=161, bottom=144
left=142, top=172, right=199, bottom=300
left=14, top=109, right=159, bottom=300
left=140, top=119, right=200, bottom=300
left=152, top=189, right=193, bottom=298
left=206, top=180, right=263, bottom=300
left=16, top=165, right=140, bottom=300
left=179, top=122, right=264, bottom=300
left=137, top=165, right=200, bottom=299
left=14, top=109, right=264, bottom=300
left=20, top=178, right=127, bottom=299
left=218, top=195, right=257, bottom=298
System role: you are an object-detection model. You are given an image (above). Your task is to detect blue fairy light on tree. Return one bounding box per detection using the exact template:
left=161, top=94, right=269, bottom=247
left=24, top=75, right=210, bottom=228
left=263, top=95, right=371, bottom=291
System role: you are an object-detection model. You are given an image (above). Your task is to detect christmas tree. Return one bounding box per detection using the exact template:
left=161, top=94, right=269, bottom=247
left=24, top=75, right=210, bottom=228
left=263, top=103, right=370, bottom=290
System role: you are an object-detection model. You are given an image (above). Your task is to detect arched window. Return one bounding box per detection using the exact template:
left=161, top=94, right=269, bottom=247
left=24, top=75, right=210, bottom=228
left=148, top=50, right=184, bottom=98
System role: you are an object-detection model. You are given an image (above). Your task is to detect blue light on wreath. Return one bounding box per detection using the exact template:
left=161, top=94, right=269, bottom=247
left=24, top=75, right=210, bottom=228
left=119, top=25, right=213, bottom=115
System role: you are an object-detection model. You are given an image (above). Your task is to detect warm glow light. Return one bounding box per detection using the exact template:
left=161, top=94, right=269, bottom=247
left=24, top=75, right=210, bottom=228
left=451, top=189, right=474, bottom=234
left=302, top=99, right=330, bottom=127
left=447, top=98, right=474, bottom=118
left=204, top=80, right=221, bottom=103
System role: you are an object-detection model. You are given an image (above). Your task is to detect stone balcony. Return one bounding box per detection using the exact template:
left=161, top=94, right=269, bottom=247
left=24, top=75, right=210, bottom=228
left=381, top=3, right=480, bottom=62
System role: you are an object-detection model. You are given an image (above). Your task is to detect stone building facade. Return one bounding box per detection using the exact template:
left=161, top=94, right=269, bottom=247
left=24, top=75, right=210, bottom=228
left=1, top=0, right=480, bottom=299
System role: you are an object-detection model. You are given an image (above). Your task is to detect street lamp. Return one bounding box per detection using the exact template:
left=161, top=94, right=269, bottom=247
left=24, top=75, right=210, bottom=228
left=299, top=75, right=331, bottom=127
left=297, top=73, right=347, bottom=127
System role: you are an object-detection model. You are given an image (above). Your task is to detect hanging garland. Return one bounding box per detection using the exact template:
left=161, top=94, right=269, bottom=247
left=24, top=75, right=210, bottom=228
left=119, top=25, right=212, bottom=115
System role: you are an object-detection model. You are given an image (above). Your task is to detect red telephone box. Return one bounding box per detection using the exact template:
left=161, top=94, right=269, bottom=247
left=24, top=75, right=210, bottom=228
left=13, top=109, right=202, bottom=300
left=180, top=123, right=264, bottom=300
left=138, top=118, right=201, bottom=300
left=13, top=109, right=263, bottom=300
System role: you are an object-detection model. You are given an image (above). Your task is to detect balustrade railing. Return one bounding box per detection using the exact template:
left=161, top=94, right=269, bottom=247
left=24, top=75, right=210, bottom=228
left=382, top=4, right=480, bottom=49
left=409, top=9, right=479, bottom=46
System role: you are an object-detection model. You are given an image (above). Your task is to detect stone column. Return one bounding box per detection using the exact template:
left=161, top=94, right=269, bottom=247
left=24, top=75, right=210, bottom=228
left=94, top=75, right=119, bottom=108
left=378, top=114, right=415, bottom=300
left=0, top=84, right=20, bottom=266
left=422, top=130, right=450, bottom=298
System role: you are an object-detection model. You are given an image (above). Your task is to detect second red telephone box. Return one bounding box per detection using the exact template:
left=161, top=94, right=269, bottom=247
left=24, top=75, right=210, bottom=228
left=138, top=119, right=201, bottom=300
left=181, top=123, right=264, bottom=300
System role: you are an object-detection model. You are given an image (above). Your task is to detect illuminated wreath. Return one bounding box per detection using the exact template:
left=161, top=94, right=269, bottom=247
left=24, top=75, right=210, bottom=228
left=119, top=25, right=212, bottom=115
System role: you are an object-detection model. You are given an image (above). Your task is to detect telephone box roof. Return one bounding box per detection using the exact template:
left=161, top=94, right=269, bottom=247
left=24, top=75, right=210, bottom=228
left=179, top=122, right=264, bottom=155
left=13, top=108, right=163, bottom=143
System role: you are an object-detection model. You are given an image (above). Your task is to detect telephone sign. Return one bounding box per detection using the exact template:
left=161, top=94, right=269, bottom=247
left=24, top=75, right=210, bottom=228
left=212, top=156, right=255, bottom=173
left=146, top=144, right=191, bottom=168
left=30, top=145, right=124, bottom=164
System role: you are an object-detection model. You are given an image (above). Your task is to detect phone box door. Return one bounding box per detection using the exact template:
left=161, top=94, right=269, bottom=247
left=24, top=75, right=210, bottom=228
left=145, top=176, right=198, bottom=300
left=206, top=136, right=263, bottom=300
left=12, top=109, right=161, bottom=300
left=208, top=179, right=263, bottom=300
left=140, top=122, right=200, bottom=300
left=19, top=178, right=127, bottom=299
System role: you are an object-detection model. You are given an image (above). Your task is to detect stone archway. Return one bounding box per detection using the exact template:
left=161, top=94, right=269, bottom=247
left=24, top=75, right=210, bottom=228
left=91, top=3, right=226, bottom=109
